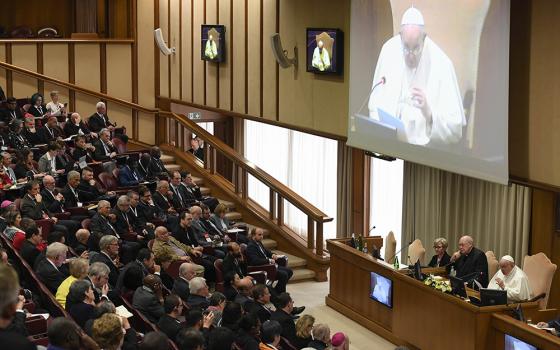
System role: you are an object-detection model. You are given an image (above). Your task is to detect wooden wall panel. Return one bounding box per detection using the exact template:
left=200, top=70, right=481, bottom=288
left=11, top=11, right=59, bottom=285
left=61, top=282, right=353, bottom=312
left=192, top=0, right=205, bottom=105
left=43, top=43, right=70, bottom=105
left=74, top=92, right=99, bottom=121
left=246, top=0, right=261, bottom=116
left=0, top=0, right=74, bottom=38
left=218, top=0, right=232, bottom=110
left=74, top=44, right=100, bottom=90
left=169, top=0, right=181, bottom=100
left=181, top=0, right=193, bottom=102
left=0, top=45, right=6, bottom=96
left=262, top=0, right=277, bottom=120
left=137, top=0, right=156, bottom=107
left=138, top=112, right=156, bottom=144
left=11, top=44, right=38, bottom=98
left=159, top=0, right=169, bottom=98
left=106, top=44, right=132, bottom=131
left=205, top=0, right=219, bottom=108
left=232, top=0, right=247, bottom=113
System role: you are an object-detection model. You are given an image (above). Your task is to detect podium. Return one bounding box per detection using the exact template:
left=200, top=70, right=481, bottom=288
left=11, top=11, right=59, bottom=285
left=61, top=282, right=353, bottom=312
left=326, top=238, right=543, bottom=350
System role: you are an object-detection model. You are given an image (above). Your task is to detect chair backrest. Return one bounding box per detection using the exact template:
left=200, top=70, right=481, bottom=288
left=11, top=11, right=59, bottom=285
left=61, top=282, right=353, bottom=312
left=98, top=172, right=118, bottom=190
left=166, top=260, right=183, bottom=280
left=486, top=251, right=500, bottom=280
left=407, top=239, right=426, bottom=266
left=147, top=239, right=154, bottom=250
left=112, top=138, right=127, bottom=153
left=214, top=259, right=224, bottom=292
left=36, top=219, right=54, bottom=241
left=112, top=167, right=120, bottom=180
left=384, top=231, right=397, bottom=264
left=81, top=218, right=92, bottom=230
left=523, top=253, right=557, bottom=309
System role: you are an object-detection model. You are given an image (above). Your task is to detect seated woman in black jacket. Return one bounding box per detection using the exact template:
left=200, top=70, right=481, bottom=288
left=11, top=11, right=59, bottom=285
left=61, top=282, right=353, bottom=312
left=66, top=279, right=96, bottom=328
left=27, top=93, right=47, bottom=119
left=13, top=149, right=43, bottom=181
left=7, top=119, right=32, bottom=150
left=428, top=237, right=451, bottom=268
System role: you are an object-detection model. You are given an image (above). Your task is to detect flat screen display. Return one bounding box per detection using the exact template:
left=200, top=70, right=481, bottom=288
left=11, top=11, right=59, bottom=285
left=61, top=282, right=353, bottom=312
left=370, top=272, right=393, bottom=308
left=504, top=334, right=538, bottom=350
left=306, top=28, right=343, bottom=74
left=201, top=25, right=225, bottom=62
left=347, top=1, right=511, bottom=184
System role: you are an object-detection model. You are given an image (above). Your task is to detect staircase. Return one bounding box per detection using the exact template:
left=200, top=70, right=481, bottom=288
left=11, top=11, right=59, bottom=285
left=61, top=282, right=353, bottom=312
left=161, top=153, right=317, bottom=283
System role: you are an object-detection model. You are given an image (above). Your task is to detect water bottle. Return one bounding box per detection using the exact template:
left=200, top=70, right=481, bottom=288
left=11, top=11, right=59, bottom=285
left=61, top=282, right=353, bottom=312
left=349, top=233, right=356, bottom=248
left=393, top=256, right=400, bottom=270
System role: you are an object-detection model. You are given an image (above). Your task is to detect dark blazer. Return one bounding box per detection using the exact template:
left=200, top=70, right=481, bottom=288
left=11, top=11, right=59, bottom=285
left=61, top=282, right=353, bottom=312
left=210, top=214, right=231, bottom=232
left=246, top=240, right=272, bottom=266
left=153, top=191, right=174, bottom=213
left=20, top=239, right=41, bottom=267
left=172, top=224, right=199, bottom=248
left=13, top=163, right=34, bottom=180
left=0, top=330, right=36, bottom=350
left=20, top=194, right=50, bottom=220
left=169, top=184, right=187, bottom=209
left=7, top=131, right=32, bottom=150
left=92, top=138, right=116, bottom=161
left=236, top=329, right=259, bottom=350
left=201, top=218, right=222, bottom=237
left=0, top=132, right=9, bottom=149
left=71, top=146, right=94, bottom=162
left=118, top=165, right=140, bottom=187
left=116, top=260, right=149, bottom=293
left=28, top=105, right=47, bottom=119
left=157, top=314, right=183, bottom=342
left=293, top=335, right=313, bottom=350
left=78, top=179, right=103, bottom=202
left=0, top=107, right=22, bottom=124
left=60, top=184, right=82, bottom=209
left=112, top=208, right=137, bottom=237
left=428, top=252, right=451, bottom=268
left=307, top=339, right=328, bottom=350
left=136, top=200, right=162, bottom=227
left=270, top=309, right=298, bottom=345
left=90, top=213, right=118, bottom=237
left=22, top=128, right=40, bottom=146
left=187, top=294, right=209, bottom=310
left=68, top=302, right=95, bottom=328
left=148, top=156, right=167, bottom=177
left=35, top=256, right=68, bottom=293
left=88, top=113, right=111, bottom=133
left=190, top=220, right=211, bottom=246
left=249, top=302, right=272, bottom=324
left=90, top=251, right=120, bottom=287
left=37, top=125, right=61, bottom=144
left=222, top=253, right=248, bottom=279
left=451, top=247, right=489, bottom=287
left=40, top=188, right=65, bottom=214
left=63, top=121, right=91, bottom=137
left=132, top=286, right=165, bottom=324
left=172, top=277, right=190, bottom=302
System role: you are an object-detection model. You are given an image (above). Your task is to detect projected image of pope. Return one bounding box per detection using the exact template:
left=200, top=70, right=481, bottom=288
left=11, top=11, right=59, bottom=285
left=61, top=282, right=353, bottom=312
left=368, top=7, right=465, bottom=145
left=205, top=33, right=218, bottom=60
left=312, top=40, right=331, bottom=72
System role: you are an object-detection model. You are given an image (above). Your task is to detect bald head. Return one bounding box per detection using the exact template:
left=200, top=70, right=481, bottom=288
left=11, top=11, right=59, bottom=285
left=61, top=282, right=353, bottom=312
left=179, top=262, right=197, bottom=280
left=155, top=226, right=170, bottom=242
left=190, top=205, right=202, bottom=219
left=458, top=235, right=474, bottom=255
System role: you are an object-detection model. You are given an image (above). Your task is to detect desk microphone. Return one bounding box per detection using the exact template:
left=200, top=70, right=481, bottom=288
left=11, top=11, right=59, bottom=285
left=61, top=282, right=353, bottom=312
left=387, top=240, right=413, bottom=264
left=354, top=77, right=386, bottom=117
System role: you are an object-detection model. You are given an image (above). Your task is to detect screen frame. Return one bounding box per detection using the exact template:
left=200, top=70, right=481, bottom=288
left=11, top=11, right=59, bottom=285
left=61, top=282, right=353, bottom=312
left=201, top=24, right=226, bottom=63
left=369, top=271, right=393, bottom=308
left=305, top=27, right=344, bottom=75
left=504, top=334, right=538, bottom=350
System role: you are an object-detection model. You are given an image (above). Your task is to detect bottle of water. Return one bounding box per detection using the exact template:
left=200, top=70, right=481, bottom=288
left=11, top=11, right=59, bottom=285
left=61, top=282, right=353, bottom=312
left=393, top=256, right=400, bottom=270
left=349, top=233, right=356, bottom=248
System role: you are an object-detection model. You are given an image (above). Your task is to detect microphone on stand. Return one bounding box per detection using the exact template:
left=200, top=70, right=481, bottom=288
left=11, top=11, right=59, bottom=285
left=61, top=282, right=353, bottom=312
left=351, top=77, right=386, bottom=132
left=387, top=240, right=413, bottom=265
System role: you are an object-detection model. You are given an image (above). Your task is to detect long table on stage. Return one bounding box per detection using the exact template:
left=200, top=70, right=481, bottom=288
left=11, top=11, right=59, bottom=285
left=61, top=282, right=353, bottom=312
left=326, top=238, right=543, bottom=350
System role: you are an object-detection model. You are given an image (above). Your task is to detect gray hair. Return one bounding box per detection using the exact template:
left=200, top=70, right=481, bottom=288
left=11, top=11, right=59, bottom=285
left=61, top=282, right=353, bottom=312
left=96, top=101, right=106, bottom=110
left=100, top=128, right=110, bottom=137
left=99, top=235, right=118, bottom=251
left=156, top=180, right=169, bottom=190
left=89, top=262, right=111, bottom=278
left=46, top=242, right=68, bottom=259
left=97, top=200, right=111, bottom=212
left=0, top=265, right=21, bottom=316
left=433, top=238, right=448, bottom=249
left=117, top=195, right=130, bottom=206
left=67, top=170, right=80, bottom=182
left=189, top=277, right=207, bottom=294
left=312, top=324, right=331, bottom=343
left=179, top=262, right=195, bottom=278
left=189, top=206, right=202, bottom=215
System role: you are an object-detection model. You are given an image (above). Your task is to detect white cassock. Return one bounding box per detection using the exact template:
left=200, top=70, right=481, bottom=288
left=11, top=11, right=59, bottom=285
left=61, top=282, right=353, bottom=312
left=205, top=40, right=218, bottom=59
left=372, top=277, right=391, bottom=305
left=312, top=46, right=331, bottom=71
left=488, top=266, right=532, bottom=302
left=368, top=35, right=465, bottom=145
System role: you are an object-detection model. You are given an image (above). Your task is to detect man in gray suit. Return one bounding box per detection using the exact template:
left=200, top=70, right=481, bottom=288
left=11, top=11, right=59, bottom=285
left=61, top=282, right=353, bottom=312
left=132, top=274, right=165, bottom=324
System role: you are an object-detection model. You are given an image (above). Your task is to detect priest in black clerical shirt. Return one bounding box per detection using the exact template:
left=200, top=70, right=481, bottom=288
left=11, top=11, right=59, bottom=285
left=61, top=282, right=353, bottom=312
left=449, top=235, right=489, bottom=287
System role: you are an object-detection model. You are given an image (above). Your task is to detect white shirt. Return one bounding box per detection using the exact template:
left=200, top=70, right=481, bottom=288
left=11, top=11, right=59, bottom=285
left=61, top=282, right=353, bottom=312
left=312, top=46, right=331, bottom=71
left=46, top=101, right=64, bottom=116
left=488, top=265, right=532, bottom=302
left=368, top=35, right=465, bottom=145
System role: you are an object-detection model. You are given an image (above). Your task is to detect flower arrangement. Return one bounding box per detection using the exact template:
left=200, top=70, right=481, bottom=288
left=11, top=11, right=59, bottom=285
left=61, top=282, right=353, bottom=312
left=423, top=274, right=452, bottom=293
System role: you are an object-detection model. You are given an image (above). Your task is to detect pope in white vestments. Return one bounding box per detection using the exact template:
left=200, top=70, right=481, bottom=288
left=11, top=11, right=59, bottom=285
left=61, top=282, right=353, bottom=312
left=368, top=7, right=465, bottom=145
left=205, top=34, right=218, bottom=60
left=488, top=255, right=532, bottom=303
left=312, top=40, right=331, bottom=72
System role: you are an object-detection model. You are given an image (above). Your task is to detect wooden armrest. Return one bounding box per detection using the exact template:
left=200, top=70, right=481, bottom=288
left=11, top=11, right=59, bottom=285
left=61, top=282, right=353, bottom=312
left=248, top=264, right=277, bottom=282
left=525, top=308, right=559, bottom=323
left=248, top=271, right=267, bottom=285
left=53, top=212, right=71, bottom=220
left=66, top=207, right=89, bottom=216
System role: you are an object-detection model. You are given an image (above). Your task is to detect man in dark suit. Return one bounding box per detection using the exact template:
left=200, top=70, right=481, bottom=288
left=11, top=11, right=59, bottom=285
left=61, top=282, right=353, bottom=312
left=73, top=229, right=90, bottom=257
left=60, top=171, right=84, bottom=209
left=136, top=186, right=164, bottom=227
left=78, top=166, right=116, bottom=203
left=173, top=262, right=197, bottom=302
left=157, top=295, right=184, bottom=342
left=249, top=284, right=273, bottom=324
left=169, top=171, right=189, bottom=209
left=132, top=274, right=165, bottom=324
left=41, top=175, right=66, bottom=214
left=270, top=293, right=298, bottom=345
left=113, top=195, right=145, bottom=243
left=0, top=97, right=23, bottom=124
left=37, top=116, right=62, bottom=144
left=148, top=147, right=168, bottom=179
left=34, top=242, right=69, bottom=293
left=88, top=102, right=114, bottom=133
left=20, top=226, right=43, bottom=267
left=90, top=235, right=121, bottom=287
left=153, top=180, right=177, bottom=215
left=180, top=171, right=219, bottom=211
left=222, top=242, right=248, bottom=279
left=116, top=248, right=160, bottom=294
left=449, top=235, right=489, bottom=287
left=128, top=190, right=156, bottom=237
left=118, top=158, right=141, bottom=187
left=92, top=128, right=118, bottom=162
left=87, top=262, right=111, bottom=303
left=186, top=277, right=210, bottom=309
left=246, top=228, right=293, bottom=294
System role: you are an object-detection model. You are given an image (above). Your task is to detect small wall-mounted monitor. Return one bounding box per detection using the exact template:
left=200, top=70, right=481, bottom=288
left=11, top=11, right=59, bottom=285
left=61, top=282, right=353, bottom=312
left=370, top=272, right=393, bottom=308
left=306, top=28, right=343, bottom=74
left=201, top=25, right=226, bottom=62
left=504, top=334, right=538, bottom=350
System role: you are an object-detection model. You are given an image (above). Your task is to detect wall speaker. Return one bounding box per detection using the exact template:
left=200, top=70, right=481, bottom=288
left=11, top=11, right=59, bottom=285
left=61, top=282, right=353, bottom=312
left=154, top=28, right=175, bottom=56
left=270, top=33, right=297, bottom=69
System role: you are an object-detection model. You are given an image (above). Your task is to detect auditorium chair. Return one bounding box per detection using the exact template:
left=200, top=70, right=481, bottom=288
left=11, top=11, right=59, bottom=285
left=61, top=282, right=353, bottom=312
left=407, top=239, right=426, bottom=266
left=485, top=251, right=499, bottom=280
left=98, top=172, right=136, bottom=193
left=112, top=137, right=127, bottom=154
left=384, top=231, right=397, bottom=264
left=214, top=259, right=226, bottom=292
left=240, top=243, right=277, bottom=283
left=523, top=253, right=557, bottom=309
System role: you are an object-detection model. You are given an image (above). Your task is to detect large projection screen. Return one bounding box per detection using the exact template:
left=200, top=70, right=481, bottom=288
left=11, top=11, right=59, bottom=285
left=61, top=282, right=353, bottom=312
left=347, top=0, right=510, bottom=184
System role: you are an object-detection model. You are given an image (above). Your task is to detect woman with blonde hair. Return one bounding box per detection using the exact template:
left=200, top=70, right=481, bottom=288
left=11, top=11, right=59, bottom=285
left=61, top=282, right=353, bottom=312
left=92, top=313, right=125, bottom=350
left=428, top=237, right=451, bottom=267
left=294, top=314, right=315, bottom=349
left=56, top=258, right=89, bottom=307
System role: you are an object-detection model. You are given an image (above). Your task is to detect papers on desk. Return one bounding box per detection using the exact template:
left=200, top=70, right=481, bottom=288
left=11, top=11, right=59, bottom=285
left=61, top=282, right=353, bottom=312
left=31, top=313, right=50, bottom=320
left=227, top=228, right=245, bottom=233
left=115, top=305, right=133, bottom=318
left=528, top=323, right=556, bottom=332
left=87, top=204, right=98, bottom=210
left=63, top=135, right=78, bottom=141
